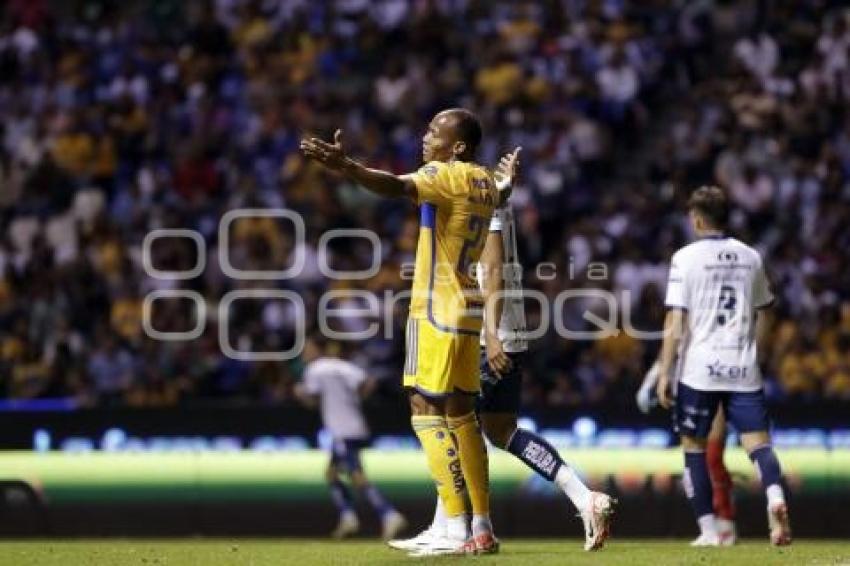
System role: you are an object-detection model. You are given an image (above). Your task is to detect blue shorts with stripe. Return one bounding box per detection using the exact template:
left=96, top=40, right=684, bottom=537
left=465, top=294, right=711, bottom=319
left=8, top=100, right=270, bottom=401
left=330, top=438, right=370, bottom=473
left=675, top=382, right=770, bottom=439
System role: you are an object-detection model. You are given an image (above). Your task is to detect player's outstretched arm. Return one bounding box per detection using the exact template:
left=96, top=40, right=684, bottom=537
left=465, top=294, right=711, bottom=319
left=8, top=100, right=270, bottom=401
left=494, top=146, right=521, bottom=206
left=300, top=130, right=416, bottom=199
left=657, top=308, right=687, bottom=409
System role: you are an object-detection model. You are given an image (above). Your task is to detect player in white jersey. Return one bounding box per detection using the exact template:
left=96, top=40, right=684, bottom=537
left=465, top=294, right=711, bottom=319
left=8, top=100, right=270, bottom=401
left=637, top=362, right=738, bottom=544
left=296, top=338, right=407, bottom=540
left=656, top=186, right=791, bottom=547
left=390, top=153, right=613, bottom=557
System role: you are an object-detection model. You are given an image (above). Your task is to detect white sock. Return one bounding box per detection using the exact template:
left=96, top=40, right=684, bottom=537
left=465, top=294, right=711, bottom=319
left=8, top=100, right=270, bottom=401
left=431, top=496, right=447, bottom=536
left=766, top=484, right=785, bottom=507
left=446, top=514, right=469, bottom=542
left=555, top=465, right=592, bottom=511
left=471, top=514, right=492, bottom=537
left=698, top=514, right=718, bottom=536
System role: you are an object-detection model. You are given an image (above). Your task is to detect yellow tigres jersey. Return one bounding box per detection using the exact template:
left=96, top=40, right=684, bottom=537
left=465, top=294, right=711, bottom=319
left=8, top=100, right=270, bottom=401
left=407, top=160, right=498, bottom=334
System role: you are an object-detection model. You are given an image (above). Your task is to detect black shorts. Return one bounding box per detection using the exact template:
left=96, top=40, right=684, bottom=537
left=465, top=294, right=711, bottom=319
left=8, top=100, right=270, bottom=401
left=330, top=438, right=370, bottom=473
left=478, top=350, right=525, bottom=414
left=674, top=382, right=770, bottom=439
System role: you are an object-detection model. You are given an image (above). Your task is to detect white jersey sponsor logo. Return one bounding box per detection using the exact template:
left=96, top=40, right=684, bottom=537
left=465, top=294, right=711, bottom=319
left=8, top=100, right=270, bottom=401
left=476, top=205, right=528, bottom=353
left=664, top=236, right=773, bottom=392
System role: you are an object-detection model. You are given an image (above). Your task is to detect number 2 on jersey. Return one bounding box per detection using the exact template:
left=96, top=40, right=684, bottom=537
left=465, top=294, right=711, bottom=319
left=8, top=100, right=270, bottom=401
left=716, top=285, right=737, bottom=326
left=457, top=215, right=486, bottom=274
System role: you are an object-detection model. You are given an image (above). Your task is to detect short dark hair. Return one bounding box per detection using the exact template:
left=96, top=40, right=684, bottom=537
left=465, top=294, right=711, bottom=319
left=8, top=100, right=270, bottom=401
left=687, top=186, right=729, bottom=229
left=445, top=108, right=482, bottom=155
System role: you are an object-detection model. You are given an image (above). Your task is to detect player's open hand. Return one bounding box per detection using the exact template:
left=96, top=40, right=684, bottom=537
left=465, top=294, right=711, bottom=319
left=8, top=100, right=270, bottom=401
left=657, top=373, right=674, bottom=410
left=300, top=129, right=348, bottom=172
left=495, top=146, right=522, bottom=188
left=485, top=332, right=512, bottom=378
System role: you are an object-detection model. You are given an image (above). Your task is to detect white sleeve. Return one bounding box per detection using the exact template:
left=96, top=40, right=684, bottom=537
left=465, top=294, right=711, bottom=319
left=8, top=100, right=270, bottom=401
left=664, top=252, right=688, bottom=309
left=302, top=363, right=321, bottom=395
left=489, top=209, right=504, bottom=232
left=753, top=254, right=774, bottom=309
left=344, top=362, right=367, bottom=388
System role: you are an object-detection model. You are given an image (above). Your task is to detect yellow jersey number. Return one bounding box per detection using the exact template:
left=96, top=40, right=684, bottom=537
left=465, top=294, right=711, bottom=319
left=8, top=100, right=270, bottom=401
left=457, top=214, right=487, bottom=274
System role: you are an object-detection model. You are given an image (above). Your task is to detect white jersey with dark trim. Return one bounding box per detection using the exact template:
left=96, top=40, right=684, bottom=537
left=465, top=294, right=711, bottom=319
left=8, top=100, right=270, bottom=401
left=302, top=357, right=369, bottom=440
left=476, top=205, right=528, bottom=353
left=664, top=235, right=773, bottom=392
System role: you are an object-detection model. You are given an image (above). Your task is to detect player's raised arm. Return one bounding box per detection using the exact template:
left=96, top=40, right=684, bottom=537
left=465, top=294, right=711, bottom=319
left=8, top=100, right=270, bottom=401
left=300, top=130, right=416, bottom=199
left=494, top=146, right=521, bottom=207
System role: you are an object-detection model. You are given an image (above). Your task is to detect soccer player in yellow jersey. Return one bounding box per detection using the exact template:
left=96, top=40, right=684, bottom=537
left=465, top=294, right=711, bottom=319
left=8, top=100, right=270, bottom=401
left=301, top=108, right=511, bottom=555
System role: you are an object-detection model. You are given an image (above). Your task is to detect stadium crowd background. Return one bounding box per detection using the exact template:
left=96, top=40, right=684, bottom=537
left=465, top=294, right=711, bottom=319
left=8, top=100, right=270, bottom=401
left=0, top=0, right=848, bottom=410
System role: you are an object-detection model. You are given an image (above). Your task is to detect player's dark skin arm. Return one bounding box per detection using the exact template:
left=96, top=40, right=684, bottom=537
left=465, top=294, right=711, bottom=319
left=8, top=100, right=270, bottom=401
left=479, top=231, right=518, bottom=447
left=480, top=231, right=511, bottom=376
left=300, top=130, right=417, bottom=200
left=342, top=159, right=416, bottom=199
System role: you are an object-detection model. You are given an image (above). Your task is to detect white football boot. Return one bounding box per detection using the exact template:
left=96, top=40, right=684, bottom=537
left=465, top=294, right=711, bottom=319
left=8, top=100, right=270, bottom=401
left=406, top=535, right=469, bottom=557
left=690, top=532, right=721, bottom=547
left=767, top=501, right=792, bottom=546
left=581, top=492, right=616, bottom=551
left=381, top=511, right=408, bottom=541
left=387, top=525, right=443, bottom=551
left=331, top=510, right=359, bottom=539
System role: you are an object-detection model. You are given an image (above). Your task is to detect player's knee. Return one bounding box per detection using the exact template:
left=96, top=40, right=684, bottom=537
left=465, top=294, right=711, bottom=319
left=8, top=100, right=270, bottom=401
left=708, top=414, right=726, bottom=441
left=483, top=424, right=514, bottom=449
left=681, top=435, right=707, bottom=451
left=408, top=391, right=443, bottom=416
left=445, top=393, right=475, bottom=417
left=740, top=431, right=771, bottom=454
left=480, top=415, right=516, bottom=449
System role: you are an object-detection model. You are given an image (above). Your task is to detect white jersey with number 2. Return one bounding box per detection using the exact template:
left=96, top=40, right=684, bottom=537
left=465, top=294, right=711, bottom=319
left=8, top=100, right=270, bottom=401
left=664, top=236, right=773, bottom=392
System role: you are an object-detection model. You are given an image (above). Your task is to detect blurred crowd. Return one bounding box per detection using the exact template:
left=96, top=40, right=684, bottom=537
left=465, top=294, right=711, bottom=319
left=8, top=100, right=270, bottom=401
left=637, top=0, right=850, bottom=403
left=0, top=0, right=847, bottom=410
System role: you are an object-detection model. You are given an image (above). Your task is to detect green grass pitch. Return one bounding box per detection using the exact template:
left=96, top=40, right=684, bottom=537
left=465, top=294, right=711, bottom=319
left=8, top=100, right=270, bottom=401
left=0, top=539, right=848, bottom=565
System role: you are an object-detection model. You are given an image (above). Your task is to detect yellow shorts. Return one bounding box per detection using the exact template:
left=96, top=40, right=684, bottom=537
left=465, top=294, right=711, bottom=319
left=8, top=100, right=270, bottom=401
left=402, top=317, right=481, bottom=396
